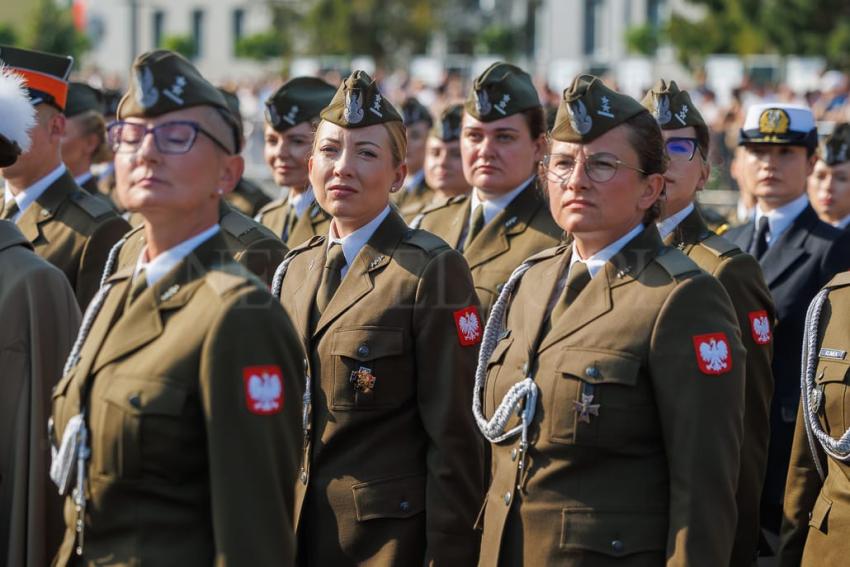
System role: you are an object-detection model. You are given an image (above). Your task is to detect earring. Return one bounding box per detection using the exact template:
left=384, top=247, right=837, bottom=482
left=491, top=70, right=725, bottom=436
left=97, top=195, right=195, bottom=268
left=216, top=188, right=224, bottom=196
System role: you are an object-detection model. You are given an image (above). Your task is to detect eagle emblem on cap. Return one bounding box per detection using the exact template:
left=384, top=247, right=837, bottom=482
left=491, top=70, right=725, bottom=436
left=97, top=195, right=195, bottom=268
left=475, top=89, right=492, bottom=116
left=568, top=100, right=592, bottom=135
left=758, top=108, right=790, bottom=135
left=282, top=105, right=299, bottom=126
left=265, top=102, right=281, bottom=128
left=344, top=89, right=364, bottom=124
left=134, top=65, right=159, bottom=109
left=654, top=95, right=672, bottom=125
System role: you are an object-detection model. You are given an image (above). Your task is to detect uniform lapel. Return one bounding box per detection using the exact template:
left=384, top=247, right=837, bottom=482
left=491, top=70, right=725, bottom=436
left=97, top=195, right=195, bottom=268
left=14, top=172, right=73, bottom=243
left=464, top=181, right=542, bottom=269
left=522, top=248, right=568, bottom=354
left=447, top=198, right=471, bottom=250
left=90, top=232, right=224, bottom=374
left=312, top=212, right=402, bottom=337
left=537, top=226, right=660, bottom=353
left=759, top=205, right=816, bottom=287
left=290, top=201, right=326, bottom=245
left=291, top=241, right=325, bottom=341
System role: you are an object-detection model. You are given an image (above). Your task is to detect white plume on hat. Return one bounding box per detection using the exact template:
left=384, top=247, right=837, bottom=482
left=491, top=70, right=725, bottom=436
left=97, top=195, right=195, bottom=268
left=0, top=66, right=36, bottom=153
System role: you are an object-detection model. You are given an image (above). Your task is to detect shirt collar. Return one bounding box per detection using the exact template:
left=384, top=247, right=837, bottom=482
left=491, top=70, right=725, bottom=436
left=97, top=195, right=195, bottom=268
left=469, top=175, right=534, bottom=225
left=570, top=222, right=644, bottom=279
left=328, top=205, right=391, bottom=277
left=289, top=186, right=315, bottom=218
left=835, top=213, right=850, bottom=230
left=4, top=163, right=66, bottom=221
left=754, top=193, right=809, bottom=244
left=403, top=169, right=425, bottom=192
left=74, top=171, right=94, bottom=187
left=134, top=224, right=220, bottom=287
left=656, top=202, right=695, bottom=240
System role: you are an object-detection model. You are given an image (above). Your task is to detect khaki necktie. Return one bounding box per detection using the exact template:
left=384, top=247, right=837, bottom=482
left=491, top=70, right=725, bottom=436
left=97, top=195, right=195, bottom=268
left=125, top=269, right=148, bottom=310
left=462, top=204, right=485, bottom=251
left=1, top=199, right=19, bottom=220
left=550, top=260, right=591, bottom=323
left=315, top=243, right=346, bottom=315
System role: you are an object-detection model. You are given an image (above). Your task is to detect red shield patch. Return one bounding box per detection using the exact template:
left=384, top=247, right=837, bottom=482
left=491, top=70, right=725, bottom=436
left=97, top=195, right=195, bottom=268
left=243, top=365, right=284, bottom=415
left=453, top=306, right=482, bottom=346
left=692, top=333, right=732, bottom=375
left=748, top=310, right=772, bottom=345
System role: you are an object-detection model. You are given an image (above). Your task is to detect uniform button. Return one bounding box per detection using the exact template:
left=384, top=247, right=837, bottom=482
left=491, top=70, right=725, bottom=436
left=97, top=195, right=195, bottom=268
left=357, top=344, right=370, bottom=357
left=521, top=362, right=529, bottom=374
left=399, top=500, right=410, bottom=513
left=611, top=540, right=624, bottom=553
left=128, top=394, right=141, bottom=408
left=585, top=366, right=600, bottom=379
left=300, top=470, right=308, bottom=484
left=504, top=491, right=512, bottom=505
left=511, top=448, right=518, bottom=461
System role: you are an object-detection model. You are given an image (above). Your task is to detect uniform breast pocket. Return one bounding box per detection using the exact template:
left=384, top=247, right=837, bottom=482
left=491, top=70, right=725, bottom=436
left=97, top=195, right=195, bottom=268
left=96, top=376, right=189, bottom=480
left=814, top=357, right=850, bottom=435
left=330, top=326, right=408, bottom=410
left=549, top=349, right=651, bottom=447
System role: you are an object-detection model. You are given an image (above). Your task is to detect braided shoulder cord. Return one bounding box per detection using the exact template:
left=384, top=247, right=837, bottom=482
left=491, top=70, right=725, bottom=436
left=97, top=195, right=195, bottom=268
left=801, top=288, right=850, bottom=482
left=61, top=237, right=127, bottom=377
left=271, top=255, right=295, bottom=300
left=472, top=260, right=538, bottom=444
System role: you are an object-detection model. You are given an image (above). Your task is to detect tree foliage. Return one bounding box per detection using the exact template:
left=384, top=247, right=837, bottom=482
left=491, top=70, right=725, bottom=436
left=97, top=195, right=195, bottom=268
left=23, top=0, right=89, bottom=62
left=235, top=31, right=289, bottom=61
left=161, top=35, right=196, bottom=60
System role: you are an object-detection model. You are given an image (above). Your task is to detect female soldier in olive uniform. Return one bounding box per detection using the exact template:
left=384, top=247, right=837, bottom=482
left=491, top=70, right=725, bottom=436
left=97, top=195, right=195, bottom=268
left=416, top=63, right=561, bottom=315
left=643, top=80, right=776, bottom=566
left=50, top=50, right=303, bottom=566
left=474, top=75, right=746, bottom=566
left=393, top=97, right=434, bottom=218
left=273, top=71, right=484, bottom=566
left=256, top=77, right=335, bottom=247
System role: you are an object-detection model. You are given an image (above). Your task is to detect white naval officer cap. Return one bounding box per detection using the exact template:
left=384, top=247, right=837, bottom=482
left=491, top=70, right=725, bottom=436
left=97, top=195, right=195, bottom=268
left=739, top=102, right=818, bottom=152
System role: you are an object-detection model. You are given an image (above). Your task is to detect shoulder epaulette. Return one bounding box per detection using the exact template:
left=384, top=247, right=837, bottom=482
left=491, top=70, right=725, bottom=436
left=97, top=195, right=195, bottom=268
left=289, top=234, right=325, bottom=255
left=220, top=209, right=262, bottom=240
left=257, top=198, right=286, bottom=219
left=70, top=189, right=114, bottom=219
left=525, top=243, right=569, bottom=263
left=825, top=271, right=850, bottom=290
left=654, top=247, right=701, bottom=280
left=403, top=227, right=450, bottom=252
left=699, top=233, right=740, bottom=258
left=205, top=264, right=252, bottom=296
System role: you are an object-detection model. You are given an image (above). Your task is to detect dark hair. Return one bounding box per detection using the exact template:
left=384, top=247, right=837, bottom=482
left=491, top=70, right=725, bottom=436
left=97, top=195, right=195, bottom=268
left=695, top=124, right=710, bottom=159
left=622, top=110, right=668, bottom=224
left=521, top=106, right=547, bottom=139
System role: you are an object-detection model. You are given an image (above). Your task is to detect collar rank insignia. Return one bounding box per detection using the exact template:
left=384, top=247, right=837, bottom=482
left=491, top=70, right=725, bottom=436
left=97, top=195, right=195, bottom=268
left=504, top=216, right=518, bottom=228
left=350, top=366, right=376, bottom=393
left=368, top=255, right=384, bottom=270
left=160, top=284, right=180, bottom=301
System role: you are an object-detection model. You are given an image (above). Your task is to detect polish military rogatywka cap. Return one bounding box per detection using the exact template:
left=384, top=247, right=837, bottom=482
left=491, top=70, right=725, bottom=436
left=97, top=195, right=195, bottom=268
left=265, top=76, right=336, bottom=132
left=401, top=96, right=433, bottom=127
left=822, top=122, right=850, bottom=166
left=430, top=103, right=463, bottom=142
left=464, top=62, right=541, bottom=122
left=320, top=70, right=402, bottom=128
left=738, top=102, right=817, bottom=151
left=0, top=45, right=73, bottom=111
left=65, top=82, right=105, bottom=118
left=551, top=74, right=649, bottom=143
left=0, top=67, right=37, bottom=167
left=118, top=49, right=241, bottom=153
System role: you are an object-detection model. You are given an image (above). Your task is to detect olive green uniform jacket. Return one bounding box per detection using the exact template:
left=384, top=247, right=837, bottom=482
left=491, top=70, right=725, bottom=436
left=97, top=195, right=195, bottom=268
left=225, top=177, right=272, bottom=218
left=664, top=208, right=775, bottom=566
left=478, top=226, right=746, bottom=566
left=51, top=231, right=304, bottom=566
left=1, top=171, right=131, bottom=309
left=0, top=221, right=80, bottom=567
left=779, top=272, right=850, bottom=567
left=256, top=194, right=331, bottom=249
left=416, top=181, right=562, bottom=315
left=122, top=202, right=287, bottom=286
left=278, top=211, right=485, bottom=566
left=392, top=172, right=432, bottom=220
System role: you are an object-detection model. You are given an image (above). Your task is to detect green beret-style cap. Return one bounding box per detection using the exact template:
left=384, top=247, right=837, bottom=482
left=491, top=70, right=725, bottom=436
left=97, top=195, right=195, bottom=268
left=551, top=74, right=648, bottom=143
left=402, top=96, right=432, bottom=127
left=641, top=79, right=706, bottom=131
left=320, top=70, right=402, bottom=128
left=265, top=76, right=336, bottom=132
left=65, top=82, right=104, bottom=118
left=430, top=103, right=463, bottom=142
left=118, top=49, right=241, bottom=153
left=823, top=123, right=850, bottom=166
left=464, top=62, right=540, bottom=122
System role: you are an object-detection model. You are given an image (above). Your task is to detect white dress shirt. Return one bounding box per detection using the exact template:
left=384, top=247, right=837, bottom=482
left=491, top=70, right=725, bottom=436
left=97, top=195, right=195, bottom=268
left=290, top=186, right=316, bottom=218
left=570, top=222, right=645, bottom=279
left=753, top=193, right=809, bottom=248
left=656, top=202, right=695, bottom=241
left=327, top=205, right=391, bottom=278
left=133, top=224, right=220, bottom=287
left=3, top=163, right=67, bottom=222
left=467, top=175, right=535, bottom=231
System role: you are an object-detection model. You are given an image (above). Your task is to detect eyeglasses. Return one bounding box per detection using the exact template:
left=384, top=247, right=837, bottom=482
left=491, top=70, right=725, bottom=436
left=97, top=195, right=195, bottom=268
left=107, top=120, right=231, bottom=155
left=665, top=137, right=701, bottom=162
left=541, top=152, right=648, bottom=184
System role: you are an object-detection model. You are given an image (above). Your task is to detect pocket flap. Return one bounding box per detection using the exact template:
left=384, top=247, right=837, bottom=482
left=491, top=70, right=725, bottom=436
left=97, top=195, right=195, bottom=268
left=560, top=508, right=667, bottom=556
left=102, top=376, right=188, bottom=416
left=556, top=349, right=640, bottom=386
left=809, top=492, right=832, bottom=531
left=487, top=337, right=514, bottom=368
left=815, top=358, right=849, bottom=384
left=331, top=327, right=404, bottom=361
left=352, top=473, right=425, bottom=521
